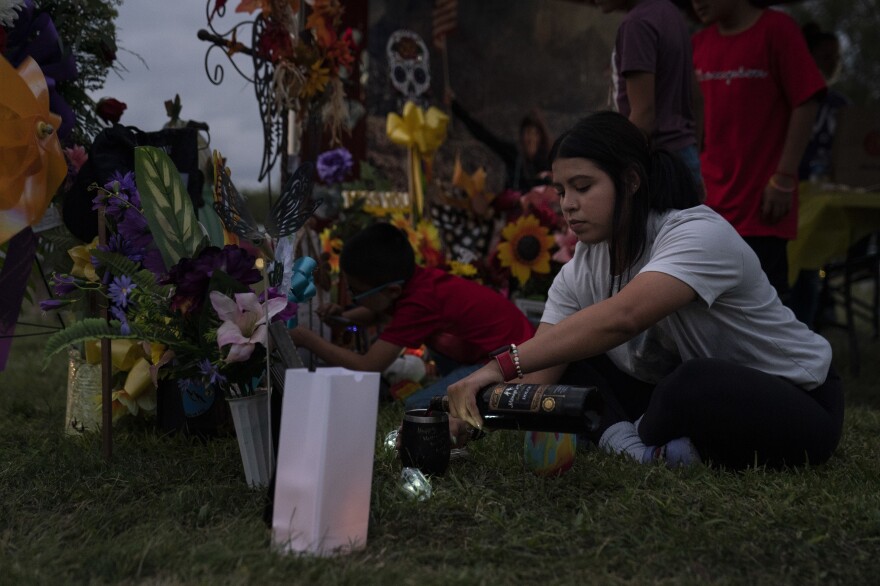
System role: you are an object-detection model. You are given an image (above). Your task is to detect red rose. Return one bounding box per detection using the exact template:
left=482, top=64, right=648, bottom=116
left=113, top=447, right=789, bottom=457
left=96, top=97, right=127, bottom=125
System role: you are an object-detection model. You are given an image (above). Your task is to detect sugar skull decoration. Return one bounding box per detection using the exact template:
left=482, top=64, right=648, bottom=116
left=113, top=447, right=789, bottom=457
left=386, top=30, right=431, bottom=107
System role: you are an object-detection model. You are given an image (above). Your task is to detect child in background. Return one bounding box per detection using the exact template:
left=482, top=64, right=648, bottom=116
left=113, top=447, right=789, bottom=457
left=691, top=0, right=825, bottom=299
left=289, top=222, right=536, bottom=409
left=593, top=0, right=703, bottom=191
left=446, top=89, right=553, bottom=192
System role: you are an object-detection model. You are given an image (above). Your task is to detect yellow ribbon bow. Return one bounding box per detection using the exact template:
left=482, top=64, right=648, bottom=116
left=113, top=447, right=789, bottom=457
left=386, top=101, right=449, bottom=221
left=0, top=56, right=67, bottom=244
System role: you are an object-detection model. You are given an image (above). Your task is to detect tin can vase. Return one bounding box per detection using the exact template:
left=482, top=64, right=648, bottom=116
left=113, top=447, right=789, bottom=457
left=227, top=390, right=273, bottom=487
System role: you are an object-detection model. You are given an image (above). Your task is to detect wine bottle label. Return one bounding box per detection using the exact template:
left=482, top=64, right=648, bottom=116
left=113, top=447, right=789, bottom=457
left=488, top=384, right=563, bottom=414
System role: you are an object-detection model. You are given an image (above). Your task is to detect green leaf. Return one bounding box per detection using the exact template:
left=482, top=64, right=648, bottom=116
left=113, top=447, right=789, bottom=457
left=134, top=146, right=202, bottom=270
left=42, top=318, right=134, bottom=369
left=90, top=250, right=171, bottom=299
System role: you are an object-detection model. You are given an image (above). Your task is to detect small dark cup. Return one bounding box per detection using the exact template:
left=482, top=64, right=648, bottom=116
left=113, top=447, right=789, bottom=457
left=399, top=409, right=451, bottom=476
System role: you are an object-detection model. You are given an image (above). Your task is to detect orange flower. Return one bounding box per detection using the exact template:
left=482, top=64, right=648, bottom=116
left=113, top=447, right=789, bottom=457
left=319, top=227, right=343, bottom=273
left=235, top=0, right=270, bottom=13
left=496, top=215, right=555, bottom=285
left=389, top=213, right=418, bottom=247
left=306, top=11, right=335, bottom=48
left=388, top=214, right=438, bottom=265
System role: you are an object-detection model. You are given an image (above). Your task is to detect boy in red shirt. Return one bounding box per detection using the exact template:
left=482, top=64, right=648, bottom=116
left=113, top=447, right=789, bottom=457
left=691, top=0, right=825, bottom=297
left=289, top=222, right=536, bottom=409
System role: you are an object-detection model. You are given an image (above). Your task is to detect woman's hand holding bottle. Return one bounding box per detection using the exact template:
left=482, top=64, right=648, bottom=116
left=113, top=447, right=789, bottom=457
left=446, top=362, right=503, bottom=429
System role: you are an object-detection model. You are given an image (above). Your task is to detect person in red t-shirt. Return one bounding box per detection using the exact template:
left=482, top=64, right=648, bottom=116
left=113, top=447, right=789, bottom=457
left=691, top=0, right=825, bottom=298
left=289, top=222, right=536, bottom=409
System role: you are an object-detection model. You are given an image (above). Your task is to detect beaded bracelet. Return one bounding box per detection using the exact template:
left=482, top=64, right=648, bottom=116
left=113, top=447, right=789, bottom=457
left=509, top=343, right=524, bottom=379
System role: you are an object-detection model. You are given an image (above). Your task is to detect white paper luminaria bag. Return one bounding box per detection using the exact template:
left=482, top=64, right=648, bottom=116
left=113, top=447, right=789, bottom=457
left=272, top=367, right=381, bottom=556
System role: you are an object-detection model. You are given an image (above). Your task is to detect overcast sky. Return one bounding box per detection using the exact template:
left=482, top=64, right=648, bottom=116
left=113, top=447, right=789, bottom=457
left=92, top=1, right=275, bottom=190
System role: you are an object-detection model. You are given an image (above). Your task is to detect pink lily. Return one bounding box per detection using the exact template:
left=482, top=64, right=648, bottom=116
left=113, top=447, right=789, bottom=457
left=210, top=291, right=288, bottom=363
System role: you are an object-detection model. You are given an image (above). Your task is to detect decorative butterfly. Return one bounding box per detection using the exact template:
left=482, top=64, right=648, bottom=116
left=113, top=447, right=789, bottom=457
left=212, top=150, right=322, bottom=247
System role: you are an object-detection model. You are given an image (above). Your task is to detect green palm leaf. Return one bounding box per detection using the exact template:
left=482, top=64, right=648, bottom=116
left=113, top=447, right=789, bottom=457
left=134, top=146, right=203, bottom=270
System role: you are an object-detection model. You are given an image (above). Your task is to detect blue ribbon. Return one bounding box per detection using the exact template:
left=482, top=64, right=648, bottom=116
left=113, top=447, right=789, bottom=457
left=286, top=256, right=318, bottom=328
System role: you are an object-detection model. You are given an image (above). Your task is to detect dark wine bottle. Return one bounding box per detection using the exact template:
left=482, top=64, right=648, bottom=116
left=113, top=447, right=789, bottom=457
left=429, top=383, right=603, bottom=434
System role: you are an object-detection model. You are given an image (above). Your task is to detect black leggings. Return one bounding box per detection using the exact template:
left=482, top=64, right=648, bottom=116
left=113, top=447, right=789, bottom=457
left=562, top=356, right=844, bottom=469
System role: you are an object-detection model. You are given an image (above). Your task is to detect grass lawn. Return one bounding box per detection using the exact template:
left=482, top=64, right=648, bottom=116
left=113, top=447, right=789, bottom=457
left=2, top=304, right=879, bottom=585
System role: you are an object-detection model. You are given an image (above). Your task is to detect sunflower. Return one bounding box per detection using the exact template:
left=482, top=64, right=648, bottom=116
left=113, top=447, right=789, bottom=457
left=496, top=215, right=555, bottom=285
left=319, top=227, right=343, bottom=273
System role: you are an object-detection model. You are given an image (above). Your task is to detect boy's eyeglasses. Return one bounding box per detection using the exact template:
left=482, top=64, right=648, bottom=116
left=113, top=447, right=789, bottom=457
left=350, top=279, right=405, bottom=304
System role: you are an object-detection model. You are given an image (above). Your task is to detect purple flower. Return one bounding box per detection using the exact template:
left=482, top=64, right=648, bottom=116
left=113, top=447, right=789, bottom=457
left=108, top=275, right=136, bottom=308
left=198, top=359, right=227, bottom=387
left=164, top=246, right=261, bottom=314
left=316, top=147, right=353, bottom=184
left=104, top=171, right=138, bottom=199
left=92, top=172, right=141, bottom=221
left=99, top=234, right=145, bottom=264
left=110, top=305, right=131, bottom=335
left=40, top=299, right=67, bottom=311
left=51, top=274, right=77, bottom=297
left=141, top=249, right=166, bottom=276
left=116, top=208, right=152, bottom=249
left=141, top=249, right=166, bottom=277
left=261, top=287, right=297, bottom=322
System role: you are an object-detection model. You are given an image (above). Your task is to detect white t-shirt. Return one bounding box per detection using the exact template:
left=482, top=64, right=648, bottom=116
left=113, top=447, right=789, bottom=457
left=542, top=206, right=832, bottom=389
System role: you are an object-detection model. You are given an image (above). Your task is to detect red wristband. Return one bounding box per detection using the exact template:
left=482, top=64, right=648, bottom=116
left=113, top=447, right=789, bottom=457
left=494, top=350, right=518, bottom=381
left=491, top=344, right=523, bottom=380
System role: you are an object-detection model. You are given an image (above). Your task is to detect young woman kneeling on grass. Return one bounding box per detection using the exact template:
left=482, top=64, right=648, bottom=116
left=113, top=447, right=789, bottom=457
left=447, top=111, right=843, bottom=470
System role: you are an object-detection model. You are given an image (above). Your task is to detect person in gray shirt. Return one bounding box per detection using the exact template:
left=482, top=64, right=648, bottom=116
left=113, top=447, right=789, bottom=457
left=447, top=111, right=843, bottom=470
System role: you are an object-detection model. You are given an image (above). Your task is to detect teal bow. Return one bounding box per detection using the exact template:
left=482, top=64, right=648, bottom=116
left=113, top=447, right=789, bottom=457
left=286, top=256, right=318, bottom=328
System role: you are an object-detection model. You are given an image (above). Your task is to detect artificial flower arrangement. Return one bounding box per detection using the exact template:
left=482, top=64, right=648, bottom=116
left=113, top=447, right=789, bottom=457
left=477, top=183, right=571, bottom=300
left=426, top=158, right=572, bottom=300
left=40, top=146, right=313, bottom=422
left=225, top=0, right=358, bottom=145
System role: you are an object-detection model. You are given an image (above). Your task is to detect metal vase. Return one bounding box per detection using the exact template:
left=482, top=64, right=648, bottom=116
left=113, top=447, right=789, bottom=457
left=227, top=391, right=272, bottom=487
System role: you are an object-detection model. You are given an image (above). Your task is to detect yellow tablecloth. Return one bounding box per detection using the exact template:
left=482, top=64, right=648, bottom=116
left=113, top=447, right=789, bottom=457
left=788, top=183, right=880, bottom=285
